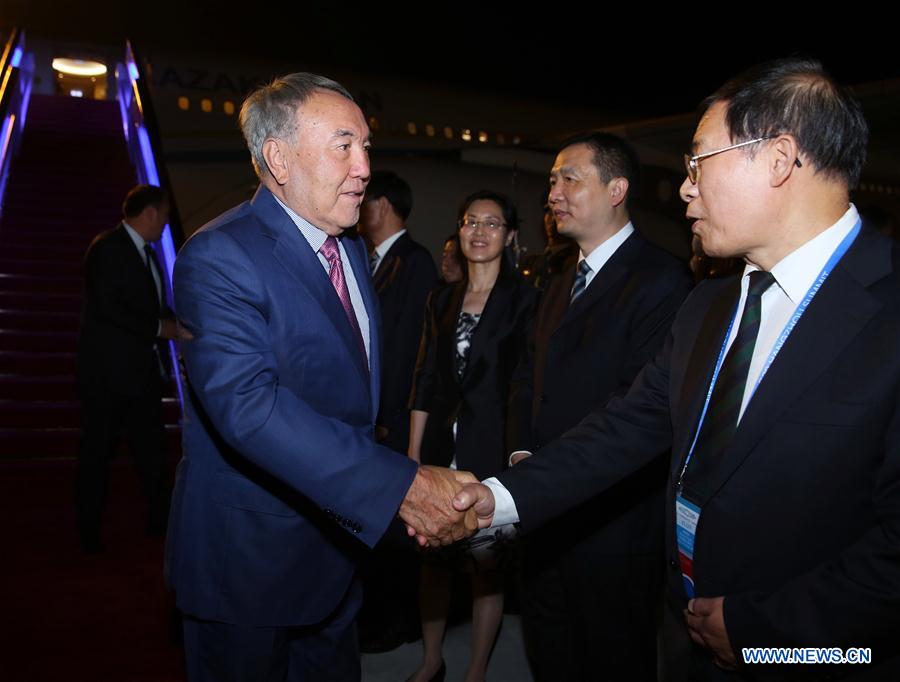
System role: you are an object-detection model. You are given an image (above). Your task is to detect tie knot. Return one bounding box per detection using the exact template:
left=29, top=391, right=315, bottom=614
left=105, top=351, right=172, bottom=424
left=320, top=236, right=339, bottom=262
left=748, top=270, right=775, bottom=298
left=577, top=259, right=592, bottom=276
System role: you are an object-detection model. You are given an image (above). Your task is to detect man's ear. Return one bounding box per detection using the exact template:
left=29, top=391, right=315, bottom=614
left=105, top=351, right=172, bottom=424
left=768, top=134, right=801, bottom=187
left=262, top=138, right=289, bottom=185
left=608, top=177, right=629, bottom=208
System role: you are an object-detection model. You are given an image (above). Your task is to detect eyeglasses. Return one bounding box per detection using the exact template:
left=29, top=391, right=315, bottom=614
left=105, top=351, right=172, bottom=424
left=684, top=137, right=803, bottom=184
left=459, top=217, right=506, bottom=231
left=683, top=137, right=769, bottom=184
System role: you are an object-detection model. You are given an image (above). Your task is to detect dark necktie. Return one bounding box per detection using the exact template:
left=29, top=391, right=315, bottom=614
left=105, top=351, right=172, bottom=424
left=144, top=244, right=162, bottom=306
left=682, top=270, right=775, bottom=491
left=369, top=250, right=379, bottom=274
left=570, top=259, right=592, bottom=304
left=320, top=236, right=368, bottom=370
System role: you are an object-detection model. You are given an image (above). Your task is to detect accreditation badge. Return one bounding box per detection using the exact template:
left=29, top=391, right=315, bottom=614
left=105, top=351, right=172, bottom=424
left=675, top=495, right=701, bottom=599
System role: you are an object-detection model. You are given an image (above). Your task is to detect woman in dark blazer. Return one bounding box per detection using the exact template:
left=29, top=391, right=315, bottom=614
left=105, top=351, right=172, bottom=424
left=407, top=190, right=537, bottom=682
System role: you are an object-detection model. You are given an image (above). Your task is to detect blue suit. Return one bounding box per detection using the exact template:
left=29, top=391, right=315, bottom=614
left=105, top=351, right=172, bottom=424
left=165, top=185, right=418, bottom=632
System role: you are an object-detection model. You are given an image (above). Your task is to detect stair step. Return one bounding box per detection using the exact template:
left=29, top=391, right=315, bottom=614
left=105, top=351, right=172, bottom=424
left=0, top=274, right=82, bottom=294
left=0, top=292, right=81, bottom=313
left=0, top=398, right=181, bottom=428
left=0, top=310, right=80, bottom=332
left=0, top=330, right=78, bottom=353
left=0, top=351, right=77, bottom=375
left=0, top=424, right=182, bottom=459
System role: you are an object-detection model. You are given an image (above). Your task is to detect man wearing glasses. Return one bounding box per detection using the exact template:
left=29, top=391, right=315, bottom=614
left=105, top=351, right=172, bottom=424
left=451, top=58, right=900, bottom=679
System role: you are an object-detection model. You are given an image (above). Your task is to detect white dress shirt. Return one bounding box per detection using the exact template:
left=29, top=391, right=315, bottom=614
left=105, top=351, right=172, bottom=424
left=575, top=221, right=634, bottom=291
left=486, top=205, right=860, bottom=526
left=273, top=195, right=371, bottom=364
left=371, top=229, right=406, bottom=274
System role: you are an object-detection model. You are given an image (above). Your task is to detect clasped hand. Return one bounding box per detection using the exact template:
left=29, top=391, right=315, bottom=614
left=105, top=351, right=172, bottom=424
left=399, top=466, right=495, bottom=547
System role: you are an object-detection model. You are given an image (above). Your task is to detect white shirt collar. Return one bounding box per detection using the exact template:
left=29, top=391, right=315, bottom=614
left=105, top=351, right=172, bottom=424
left=122, top=221, right=148, bottom=252
left=744, top=204, right=859, bottom=304
left=578, top=221, right=635, bottom=273
left=272, top=194, right=329, bottom=254
left=374, top=229, right=406, bottom=261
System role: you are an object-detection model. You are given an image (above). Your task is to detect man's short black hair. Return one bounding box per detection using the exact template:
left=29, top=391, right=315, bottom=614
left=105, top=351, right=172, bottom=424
left=122, top=185, right=168, bottom=219
left=704, top=57, right=868, bottom=189
left=558, top=131, right=640, bottom=203
left=365, top=170, right=413, bottom=221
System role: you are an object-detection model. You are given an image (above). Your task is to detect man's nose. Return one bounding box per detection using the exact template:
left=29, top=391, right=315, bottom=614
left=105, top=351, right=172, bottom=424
left=352, top=148, right=370, bottom=180
left=679, top=174, right=698, bottom=204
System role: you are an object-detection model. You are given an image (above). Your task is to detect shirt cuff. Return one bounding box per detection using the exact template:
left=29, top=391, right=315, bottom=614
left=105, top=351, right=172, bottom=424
left=482, top=477, right=520, bottom=527
left=508, top=450, right=532, bottom=467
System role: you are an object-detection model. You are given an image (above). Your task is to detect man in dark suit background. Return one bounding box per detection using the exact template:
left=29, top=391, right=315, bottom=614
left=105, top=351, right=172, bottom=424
left=76, top=184, right=179, bottom=553
left=356, top=170, right=438, bottom=653
left=166, top=73, right=476, bottom=680
left=507, top=132, right=692, bottom=680
left=453, top=58, right=900, bottom=680
left=358, top=170, right=438, bottom=455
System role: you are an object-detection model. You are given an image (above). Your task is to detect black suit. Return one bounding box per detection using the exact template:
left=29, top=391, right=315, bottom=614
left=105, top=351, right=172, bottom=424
left=359, top=231, right=437, bottom=651
left=372, top=232, right=438, bottom=454
left=507, top=230, right=692, bottom=680
left=499, top=225, right=900, bottom=680
left=76, top=224, right=172, bottom=543
left=411, top=263, right=537, bottom=481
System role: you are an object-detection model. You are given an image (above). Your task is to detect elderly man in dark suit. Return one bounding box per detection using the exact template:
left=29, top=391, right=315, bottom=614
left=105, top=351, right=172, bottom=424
left=451, top=58, right=900, bottom=680
left=166, top=72, right=476, bottom=681
left=76, top=184, right=180, bottom=553
left=507, top=132, right=692, bottom=681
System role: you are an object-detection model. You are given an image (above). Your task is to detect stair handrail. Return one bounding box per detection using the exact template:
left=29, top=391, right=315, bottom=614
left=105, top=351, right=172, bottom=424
left=115, top=40, right=185, bottom=410
left=0, top=28, right=35, bottom=219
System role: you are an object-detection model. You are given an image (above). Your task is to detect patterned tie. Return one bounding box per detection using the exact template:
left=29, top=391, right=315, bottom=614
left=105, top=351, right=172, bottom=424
left=570, top=259, right=592, bottom=304
left=369, top=250, right=379, bottom=274
left=320, top=236, right=368, bottom=369
left=682, top=270, right=775, bottom=491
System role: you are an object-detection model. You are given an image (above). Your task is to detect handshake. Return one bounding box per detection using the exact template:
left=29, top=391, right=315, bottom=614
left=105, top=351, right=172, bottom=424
left=399, top=466, right=496, bottom=547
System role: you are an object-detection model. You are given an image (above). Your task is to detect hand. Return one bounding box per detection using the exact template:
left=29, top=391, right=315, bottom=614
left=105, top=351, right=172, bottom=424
left=452, top=482, right=495, bottom=530
left=685, top=596, right=736, bottom=670
left=176, top=321, right=194, bottom=341
left=159, top=318, right=178, bottom=340
left=399, top=466, right=479, bottom=547
left=509, top=451, right=531, bottom=466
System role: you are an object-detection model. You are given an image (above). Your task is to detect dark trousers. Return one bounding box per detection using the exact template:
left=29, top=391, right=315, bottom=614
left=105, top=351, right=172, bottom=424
left=182, top=582, right=361, bottom=682
left=76, top=374, right=168, bottom=542
left=520, top=550, right=663, bottom=681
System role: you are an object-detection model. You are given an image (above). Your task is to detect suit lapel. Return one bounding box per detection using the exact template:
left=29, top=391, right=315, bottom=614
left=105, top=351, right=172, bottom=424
left=253, top=187, right=371, bottom=390
left=344, top=232, right=381, bottom=418
left=557, top=232, right=641, bottom=330
left=671, top=278, right=740, bottom=478
left=461, top=269, right=515, bottom=389
left=372, top=233, right=408, bottom=294
left=684, top=227, right=889, bottom=503
left=116, top=224, right=160, bottom=315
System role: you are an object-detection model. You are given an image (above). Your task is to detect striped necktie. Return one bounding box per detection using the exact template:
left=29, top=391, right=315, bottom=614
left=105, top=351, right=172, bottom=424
left=320, top=236, right=368, bottom=370
left=682, top=270, right=775, bottom=492
left=570, top=259, right=592, bottom=304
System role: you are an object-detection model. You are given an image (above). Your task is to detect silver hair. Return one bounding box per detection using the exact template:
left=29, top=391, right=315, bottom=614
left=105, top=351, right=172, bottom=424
left=239, top=72, right=354, bottom=178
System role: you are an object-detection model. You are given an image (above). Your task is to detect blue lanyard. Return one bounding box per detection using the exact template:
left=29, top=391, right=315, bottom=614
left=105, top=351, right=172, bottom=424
left=677, top=219, right=862, bottom=488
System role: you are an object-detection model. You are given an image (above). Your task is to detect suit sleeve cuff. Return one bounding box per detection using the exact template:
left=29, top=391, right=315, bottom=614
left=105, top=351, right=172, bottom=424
left=482, top=477, right=520, bottom=526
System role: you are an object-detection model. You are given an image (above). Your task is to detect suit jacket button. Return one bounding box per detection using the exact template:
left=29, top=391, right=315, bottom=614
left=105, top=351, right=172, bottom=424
left=540, top=394, right=548, bottom=404
left=669, top=558, right=678, bottom=570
